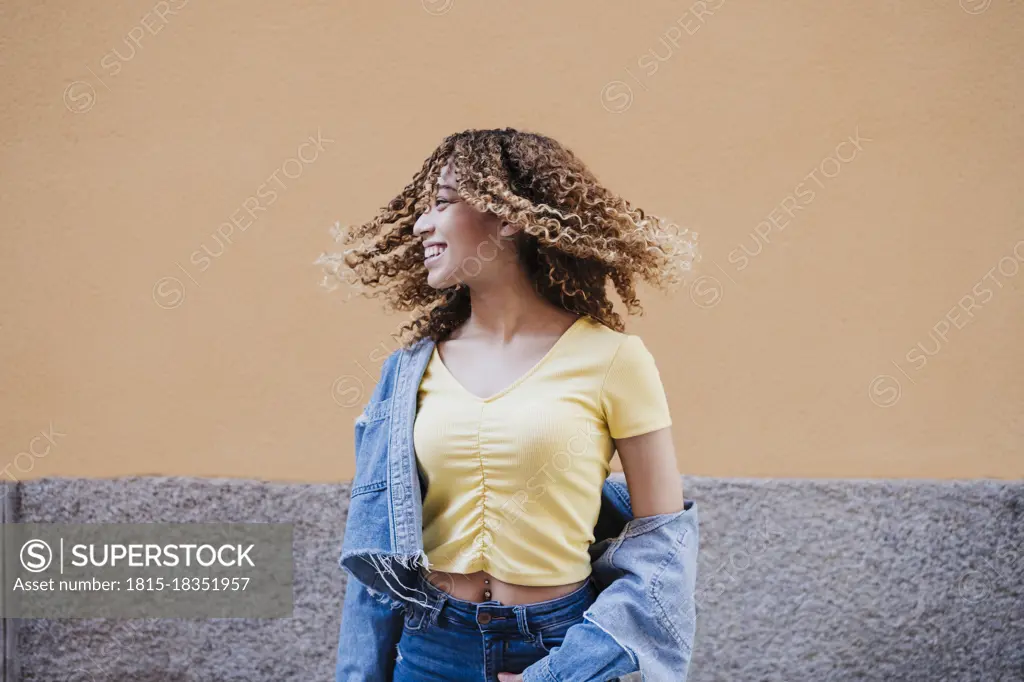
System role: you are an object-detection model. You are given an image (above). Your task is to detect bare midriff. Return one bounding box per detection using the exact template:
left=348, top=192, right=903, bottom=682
left=421, top=567, right=589, bottom=606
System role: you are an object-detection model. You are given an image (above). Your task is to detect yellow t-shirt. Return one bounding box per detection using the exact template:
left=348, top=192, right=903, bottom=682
left=413, top=315, right=673, bottom=586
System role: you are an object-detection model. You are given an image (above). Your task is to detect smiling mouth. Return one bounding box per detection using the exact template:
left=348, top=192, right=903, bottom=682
left=424, top=244, right=447, bottom=263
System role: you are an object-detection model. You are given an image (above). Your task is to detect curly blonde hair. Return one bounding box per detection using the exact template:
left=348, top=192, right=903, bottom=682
left=316, top=127, right=700, bottom=347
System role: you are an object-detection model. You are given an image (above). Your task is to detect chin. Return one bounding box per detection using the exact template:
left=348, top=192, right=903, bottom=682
left=425, top=272, right=448, bottom=290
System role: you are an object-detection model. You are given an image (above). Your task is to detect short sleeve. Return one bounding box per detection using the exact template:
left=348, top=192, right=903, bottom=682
left=600, top=335, right=673, bottom=439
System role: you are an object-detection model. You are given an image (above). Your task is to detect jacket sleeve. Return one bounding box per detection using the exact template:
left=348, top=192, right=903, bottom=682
left=336, top=349, right=406, bottom=681
left=520, top=619, right=640, bottom=681
left=335, top=568, right=405, bottom=682
left=521, top=505, right=699, bottom=682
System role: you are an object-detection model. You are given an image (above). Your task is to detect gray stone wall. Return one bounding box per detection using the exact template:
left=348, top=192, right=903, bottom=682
left=3, top=475, right=1021, bottom=681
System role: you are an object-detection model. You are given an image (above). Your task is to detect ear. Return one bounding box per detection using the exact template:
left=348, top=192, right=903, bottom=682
left=498, top=221, right=521, bottom=240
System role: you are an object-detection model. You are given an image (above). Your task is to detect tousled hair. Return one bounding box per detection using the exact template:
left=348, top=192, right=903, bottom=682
left=316, top=127, right=700, bottom=346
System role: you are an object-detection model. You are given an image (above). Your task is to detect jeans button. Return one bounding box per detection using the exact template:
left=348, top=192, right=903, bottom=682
left=477, top=612, right=491, bottom=624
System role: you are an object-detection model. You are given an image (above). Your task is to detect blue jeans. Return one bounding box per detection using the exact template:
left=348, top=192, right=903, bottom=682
left=393, top=569, right=599, bottom=681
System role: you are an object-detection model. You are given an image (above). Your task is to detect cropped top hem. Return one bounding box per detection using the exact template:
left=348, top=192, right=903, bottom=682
left=423, top=557, right=594, bottom=587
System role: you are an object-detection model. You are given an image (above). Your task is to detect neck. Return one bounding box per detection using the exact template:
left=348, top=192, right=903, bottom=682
left=460, top=267, right=565, bottom=343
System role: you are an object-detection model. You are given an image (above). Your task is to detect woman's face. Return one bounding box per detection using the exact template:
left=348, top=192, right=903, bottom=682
left=412, top=161, right=512, bottom=290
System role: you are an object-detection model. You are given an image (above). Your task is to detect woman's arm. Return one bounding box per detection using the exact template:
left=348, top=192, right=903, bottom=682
left=615, top=426, right=685, bottom=517
left=599, top=333, right=683, bottom=518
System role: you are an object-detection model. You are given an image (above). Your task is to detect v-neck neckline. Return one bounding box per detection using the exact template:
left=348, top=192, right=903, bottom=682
left=431, top=316, right=586, bottom=403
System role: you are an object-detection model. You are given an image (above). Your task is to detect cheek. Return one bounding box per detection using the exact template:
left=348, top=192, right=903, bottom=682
left=438, top=219, right=491, bottom=259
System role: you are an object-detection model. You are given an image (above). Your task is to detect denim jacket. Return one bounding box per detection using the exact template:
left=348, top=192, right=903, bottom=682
left=336, top=334, right=700, bottom=682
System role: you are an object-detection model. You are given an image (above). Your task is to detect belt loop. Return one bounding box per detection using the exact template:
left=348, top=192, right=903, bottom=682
left=513, top=604, right=533, bottom=639
left=417, top=569, right=447, bottom=626
left=428, top=589, right=447, bottom=626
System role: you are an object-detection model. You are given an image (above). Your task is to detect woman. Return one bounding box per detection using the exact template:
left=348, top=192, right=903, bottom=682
left=326, top=128, right=700, bottom=681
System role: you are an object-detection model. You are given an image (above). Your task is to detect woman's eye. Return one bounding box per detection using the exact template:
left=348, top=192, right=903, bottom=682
left=435, top=198, right=450, bottom=206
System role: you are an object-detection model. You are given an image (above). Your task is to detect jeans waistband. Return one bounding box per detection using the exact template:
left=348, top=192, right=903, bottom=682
left=411, top=569, right=598, bottom=633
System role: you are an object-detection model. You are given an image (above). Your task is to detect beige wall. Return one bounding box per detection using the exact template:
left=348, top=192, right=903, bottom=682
left=2, top=1, right=1021, bottom=484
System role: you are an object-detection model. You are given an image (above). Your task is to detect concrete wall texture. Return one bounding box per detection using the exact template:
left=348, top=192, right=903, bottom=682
left=2, top=1, right=1022, bottom=485
left=6, top=475, right=1023, bottom=680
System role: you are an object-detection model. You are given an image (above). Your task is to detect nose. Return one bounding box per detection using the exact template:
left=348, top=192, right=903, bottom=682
left=413, top=210, right=433, bottom=239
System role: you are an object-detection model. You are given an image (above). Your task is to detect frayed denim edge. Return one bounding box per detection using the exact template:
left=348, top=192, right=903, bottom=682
left=342, top=550, right=436, bottom=612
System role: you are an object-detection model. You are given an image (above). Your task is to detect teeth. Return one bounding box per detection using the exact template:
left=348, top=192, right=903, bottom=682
left=425, top=245, right=446, bottom=259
